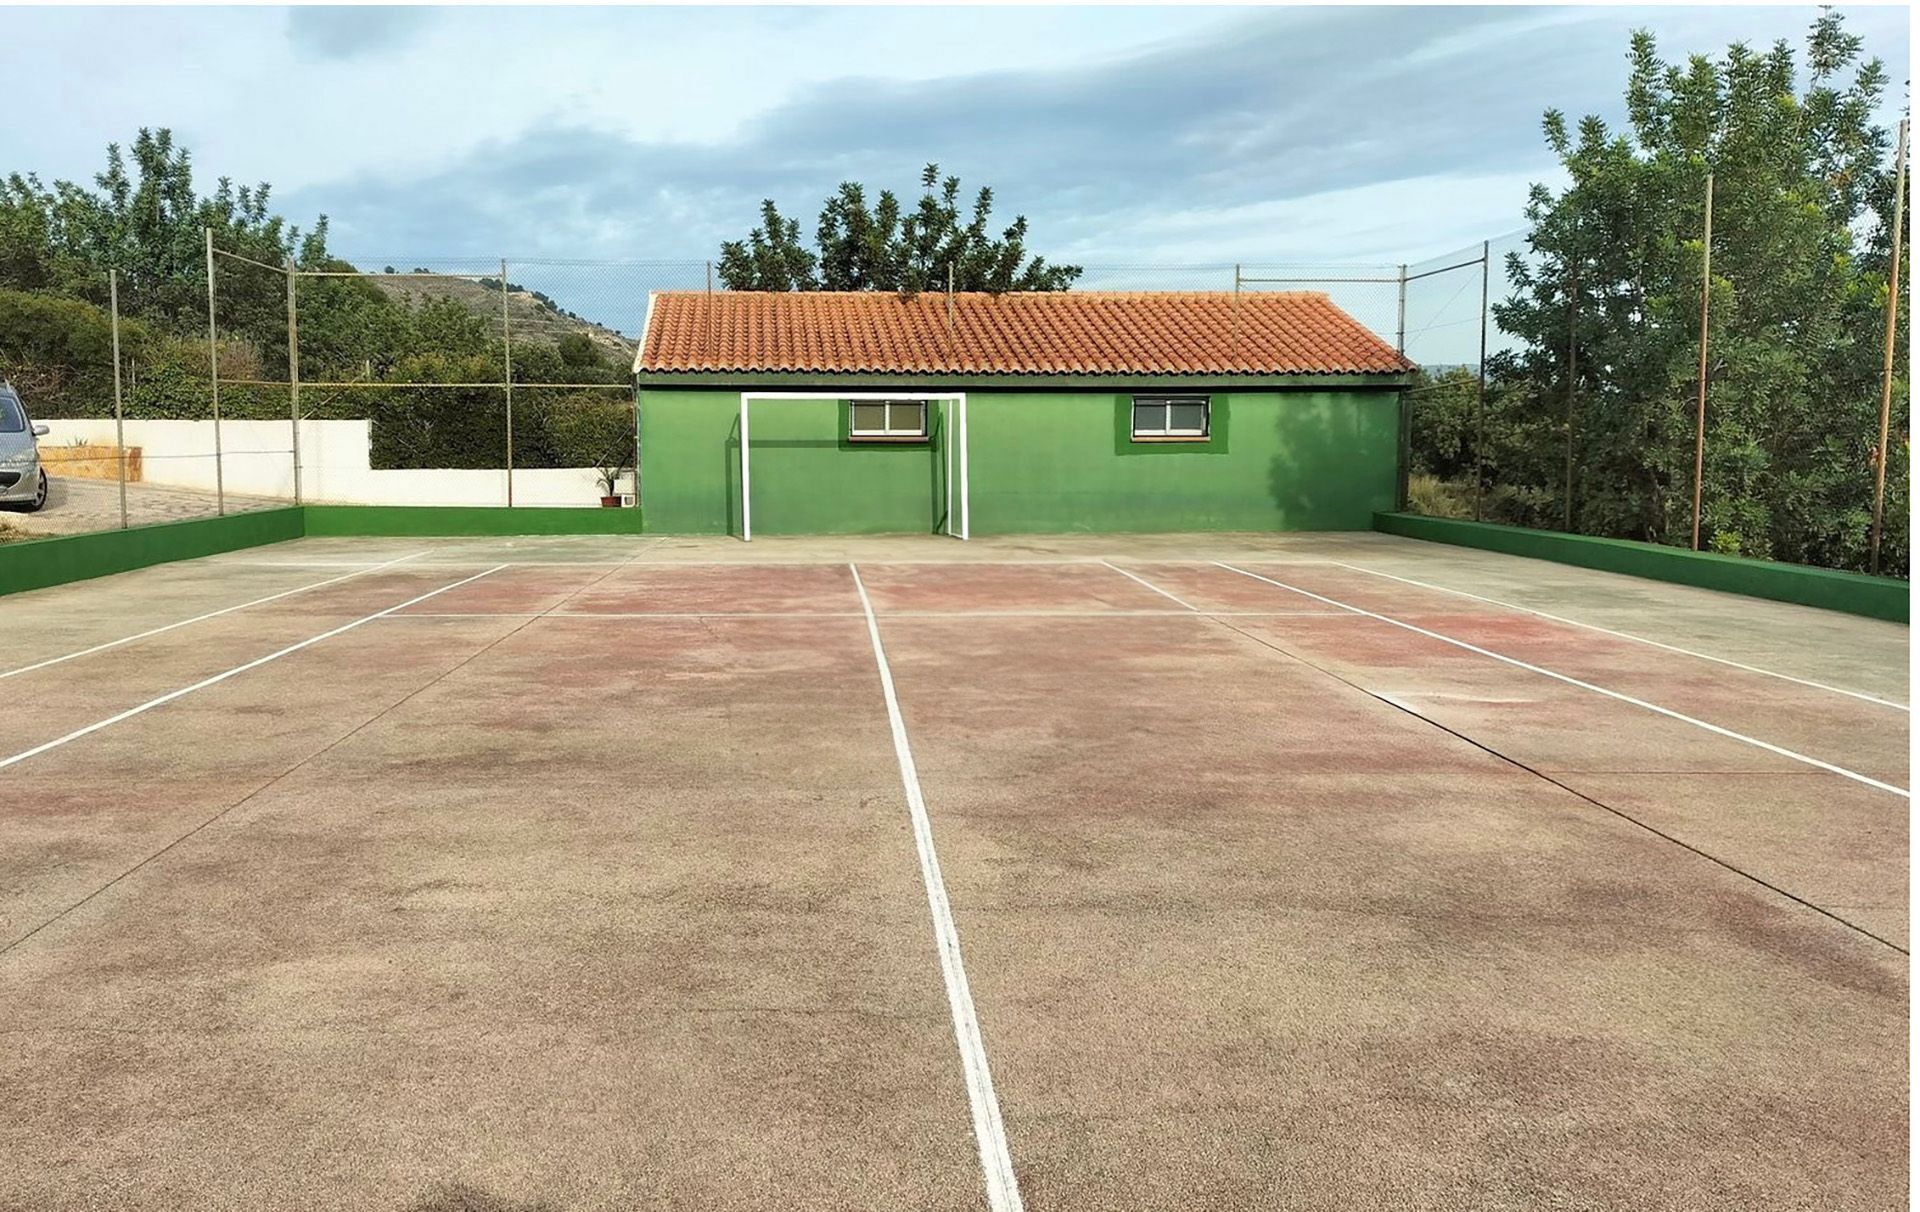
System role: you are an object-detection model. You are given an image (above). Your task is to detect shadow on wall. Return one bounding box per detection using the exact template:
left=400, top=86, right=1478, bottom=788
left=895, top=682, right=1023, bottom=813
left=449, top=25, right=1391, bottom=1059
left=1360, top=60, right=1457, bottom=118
left=724, top=414, right=738, bottom=537
left=1264, top=390, right=1401, bottom=528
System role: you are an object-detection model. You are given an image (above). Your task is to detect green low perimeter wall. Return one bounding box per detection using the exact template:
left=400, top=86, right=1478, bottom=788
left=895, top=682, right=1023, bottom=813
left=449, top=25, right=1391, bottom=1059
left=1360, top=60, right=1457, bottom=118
left=0, top=507, right=307, bottom=596
left=1375, top=512, right=1910, bottom=623
left=638, top=386, right=1403, bottom=536
left=0, top=504, right=643, bottom=598
left=301, top=505, right=644, bottom=537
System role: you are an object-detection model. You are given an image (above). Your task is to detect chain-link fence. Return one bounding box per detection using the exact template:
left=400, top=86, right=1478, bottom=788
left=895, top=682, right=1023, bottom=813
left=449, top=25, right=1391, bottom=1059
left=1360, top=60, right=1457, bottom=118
left=16, top=222, right=1905, bottom=578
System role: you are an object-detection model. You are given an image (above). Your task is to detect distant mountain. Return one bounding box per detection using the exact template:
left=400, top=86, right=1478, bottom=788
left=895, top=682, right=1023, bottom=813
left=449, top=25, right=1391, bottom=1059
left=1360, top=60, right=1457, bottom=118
left=371, top=274, right=636, bottom=366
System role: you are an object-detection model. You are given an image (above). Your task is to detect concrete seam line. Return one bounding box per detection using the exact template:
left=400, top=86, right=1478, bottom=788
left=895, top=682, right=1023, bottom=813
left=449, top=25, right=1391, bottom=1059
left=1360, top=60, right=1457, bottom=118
left=1214, top=563, right=1910, bottom=799
left=1327, top=559, right=1909, bottom=711
left=0, top=570, right=575, bottom=961
left=0, top=565, right=508, bottom=773
left=1099, top=559, right=1201, bottom=611
left=0, top=551, right=429, bottom=681
left=1207, top=616, right=1908, bottom=956
left=848, top=562, right=1024, bottom=1212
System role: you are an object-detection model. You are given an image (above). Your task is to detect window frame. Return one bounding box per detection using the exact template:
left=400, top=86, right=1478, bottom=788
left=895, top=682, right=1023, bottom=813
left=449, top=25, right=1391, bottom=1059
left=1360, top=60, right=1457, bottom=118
left=848, top=398, right=931, bottom=443
left=1130, top=395, right=1211, bottom=443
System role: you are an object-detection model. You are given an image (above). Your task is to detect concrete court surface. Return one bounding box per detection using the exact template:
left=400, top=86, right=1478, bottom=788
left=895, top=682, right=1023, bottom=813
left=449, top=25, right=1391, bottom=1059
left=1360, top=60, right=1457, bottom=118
left=0, top=530, right=1907, bottom=1211
left=5, top=474, right=285, bottom=538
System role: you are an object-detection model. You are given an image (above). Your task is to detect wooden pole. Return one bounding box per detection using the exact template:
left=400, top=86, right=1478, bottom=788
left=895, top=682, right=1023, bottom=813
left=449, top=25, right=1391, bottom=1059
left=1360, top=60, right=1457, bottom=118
left=1870, top=120, right=1907, bottom=575
left=1692, top=172, right=1714, bottom=550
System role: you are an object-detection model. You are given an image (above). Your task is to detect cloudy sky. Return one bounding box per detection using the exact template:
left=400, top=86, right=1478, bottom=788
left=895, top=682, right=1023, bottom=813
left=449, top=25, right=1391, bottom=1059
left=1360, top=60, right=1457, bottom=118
left=3, top=4, right=1909, bottom=350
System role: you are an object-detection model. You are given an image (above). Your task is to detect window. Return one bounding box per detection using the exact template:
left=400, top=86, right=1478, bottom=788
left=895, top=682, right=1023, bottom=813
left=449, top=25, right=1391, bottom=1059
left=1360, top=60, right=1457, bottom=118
left=1132, top=396, right=1209, bottom=441
left=849, top=399, right=928, bottom=441
left=0, top=394, right=23, bottom=434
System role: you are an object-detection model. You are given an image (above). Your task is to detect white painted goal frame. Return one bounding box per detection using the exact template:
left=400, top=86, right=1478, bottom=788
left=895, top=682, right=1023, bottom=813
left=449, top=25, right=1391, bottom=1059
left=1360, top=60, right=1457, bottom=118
left=738, top=392, right=969, bottom=541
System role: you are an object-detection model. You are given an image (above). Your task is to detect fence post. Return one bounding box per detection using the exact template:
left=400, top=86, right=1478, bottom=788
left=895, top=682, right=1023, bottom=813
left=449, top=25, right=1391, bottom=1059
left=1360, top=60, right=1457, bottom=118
left=1870, top=118, right=1908, bottom=576
left=1564, top=253, right=1578, bottom=533
left=1691, top=172, right=1714, bottom=551
left=1395, top=264, right=1407, bottom=354
left=1474, top=240, right=1489, bottom=522
left=109, top=268, right=129, bottom=531
left=501, top=258, right=515, bottom=507
left=1231, top=263, right=1242, bottom=363
left=286, top=257, right=302, bottom=504
left=204, top=228, right=225, bottom=516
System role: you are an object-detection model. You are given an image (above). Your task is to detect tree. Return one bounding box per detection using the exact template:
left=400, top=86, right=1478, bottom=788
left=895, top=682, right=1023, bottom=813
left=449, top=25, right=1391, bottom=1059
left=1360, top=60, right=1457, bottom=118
left=718, top=164, right=1081, bottom=295
left=1490, top=12, right=1906, bottom=573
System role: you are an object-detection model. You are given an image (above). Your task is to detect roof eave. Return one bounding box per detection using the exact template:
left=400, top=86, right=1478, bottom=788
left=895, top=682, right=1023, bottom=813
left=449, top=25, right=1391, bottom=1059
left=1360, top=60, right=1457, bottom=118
left=633, top=368, right=1415, bottom=389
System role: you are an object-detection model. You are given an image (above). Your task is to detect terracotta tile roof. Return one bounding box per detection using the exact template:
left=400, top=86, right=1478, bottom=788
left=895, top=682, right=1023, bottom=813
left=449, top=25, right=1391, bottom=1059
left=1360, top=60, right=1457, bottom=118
left=637, top=290, right=1413, bottom=377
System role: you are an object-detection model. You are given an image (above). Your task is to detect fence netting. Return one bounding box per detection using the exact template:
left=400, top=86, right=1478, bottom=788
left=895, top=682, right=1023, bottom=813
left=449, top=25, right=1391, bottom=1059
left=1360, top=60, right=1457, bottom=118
left=10, top=233, right=1904, bottom=578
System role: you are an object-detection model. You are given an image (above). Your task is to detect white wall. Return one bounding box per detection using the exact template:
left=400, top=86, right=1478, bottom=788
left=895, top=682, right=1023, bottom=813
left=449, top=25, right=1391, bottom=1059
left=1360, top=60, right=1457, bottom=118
left=40, top=418, right=632, bottom=507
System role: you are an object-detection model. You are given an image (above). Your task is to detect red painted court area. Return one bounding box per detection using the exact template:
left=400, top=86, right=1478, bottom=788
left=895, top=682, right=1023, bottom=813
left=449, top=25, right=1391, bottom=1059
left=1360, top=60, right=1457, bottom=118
left=0, top=539, right=1908, bottom=1211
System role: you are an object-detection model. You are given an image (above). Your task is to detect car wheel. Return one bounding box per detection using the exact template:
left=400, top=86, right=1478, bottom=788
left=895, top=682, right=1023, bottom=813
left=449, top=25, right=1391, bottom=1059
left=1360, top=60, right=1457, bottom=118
left=23, top=470, right=47, bottom=512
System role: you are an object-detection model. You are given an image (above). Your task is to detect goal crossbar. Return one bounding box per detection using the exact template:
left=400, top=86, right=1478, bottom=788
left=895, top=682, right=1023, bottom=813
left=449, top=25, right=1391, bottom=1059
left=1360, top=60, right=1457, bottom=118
left=739, top=391, right=969, bottom=542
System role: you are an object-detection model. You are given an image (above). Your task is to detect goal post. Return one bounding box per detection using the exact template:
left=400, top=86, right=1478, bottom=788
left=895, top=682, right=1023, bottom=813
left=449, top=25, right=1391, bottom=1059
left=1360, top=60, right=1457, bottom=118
left=738, top=391, right=969, bottom=542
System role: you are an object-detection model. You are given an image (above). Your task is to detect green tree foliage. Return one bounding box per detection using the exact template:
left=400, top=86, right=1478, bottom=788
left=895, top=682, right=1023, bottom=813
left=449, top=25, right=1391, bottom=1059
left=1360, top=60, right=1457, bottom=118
left=1469, top=13, right=1908, bottom=574
left=718, top=164, right=1082, bottom=294
left=0, top=128, right=632, bottom=473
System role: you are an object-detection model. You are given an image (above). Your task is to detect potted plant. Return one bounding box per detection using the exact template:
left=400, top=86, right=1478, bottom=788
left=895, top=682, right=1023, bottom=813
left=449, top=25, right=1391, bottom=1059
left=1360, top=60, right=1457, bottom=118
left=595, top=455, right=631, bottom=507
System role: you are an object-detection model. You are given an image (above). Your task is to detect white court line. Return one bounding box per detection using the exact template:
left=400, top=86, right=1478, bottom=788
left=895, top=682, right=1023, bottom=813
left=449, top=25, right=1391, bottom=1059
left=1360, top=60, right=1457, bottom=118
left=386, top=610, right=866, bottom=620
left=1215, top=563, right=1908, bottom=799
left=848, top=563, right=1023, bottom=1212
left=1100, top=559, right=1201, bottom=611
left=213, top=560, right=406, bottom=568
left=0, top=566, right=507, bottom=773
left=1, top=551, right=428, bottom=681
left=1325, top=560, right=1908, bottom=712
left=378, top=608, right=1348, bottom=621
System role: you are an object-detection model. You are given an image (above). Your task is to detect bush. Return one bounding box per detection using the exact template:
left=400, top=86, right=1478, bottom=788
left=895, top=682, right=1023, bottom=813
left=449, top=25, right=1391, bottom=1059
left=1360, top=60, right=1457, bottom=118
left=366, top=388, right=632, bottom=471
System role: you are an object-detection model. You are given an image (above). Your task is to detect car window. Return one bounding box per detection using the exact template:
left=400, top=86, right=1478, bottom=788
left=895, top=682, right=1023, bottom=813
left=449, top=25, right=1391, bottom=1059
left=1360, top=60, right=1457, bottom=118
left=0, top=395, right=23, bottom=434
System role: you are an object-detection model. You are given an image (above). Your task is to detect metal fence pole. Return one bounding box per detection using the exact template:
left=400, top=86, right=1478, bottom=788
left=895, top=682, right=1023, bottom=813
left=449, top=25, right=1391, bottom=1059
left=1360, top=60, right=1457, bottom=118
left=204, top=228, right=225, bottom=515
left=1870, top=118, right=1908, bottom=576
left=501, top=258, right=514, bottom=507
left=286, top=257, right=302, bottom=504
left=1691, top=172, right=1714, bottom=551
left=1231, top=263, right=1242, bottom=363
left=1474, top=240, right=1489, bottom=522
left=109, top=268, right=128, bottom=531
left=1394, top=264, right=1407, bottom=354
left=1564, top=254, right=1579, bottom=533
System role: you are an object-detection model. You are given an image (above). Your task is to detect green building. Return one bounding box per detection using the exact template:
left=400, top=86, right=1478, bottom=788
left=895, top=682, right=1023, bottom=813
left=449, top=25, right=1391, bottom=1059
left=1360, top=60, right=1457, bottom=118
left=632, top=290, right=1413, bottom=537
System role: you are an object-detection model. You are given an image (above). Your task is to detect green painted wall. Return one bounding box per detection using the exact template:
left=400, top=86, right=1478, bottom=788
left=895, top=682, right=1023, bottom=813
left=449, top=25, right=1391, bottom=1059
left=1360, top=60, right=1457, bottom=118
left=0, top=507, right=305, bottom=597
left=303, top=504, right=644, bottom=537
left=1375, top=512, right=1910, bottom=623
left=0, top=505, right=641, bottom=599
left=640, top=391, right=949, bottom=536
left=638, top=386, right=1402, bottom=535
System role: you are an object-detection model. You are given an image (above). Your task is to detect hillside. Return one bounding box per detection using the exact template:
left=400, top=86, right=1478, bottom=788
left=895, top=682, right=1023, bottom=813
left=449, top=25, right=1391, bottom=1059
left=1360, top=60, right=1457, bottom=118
left=371, top=274, right=637, bottom=366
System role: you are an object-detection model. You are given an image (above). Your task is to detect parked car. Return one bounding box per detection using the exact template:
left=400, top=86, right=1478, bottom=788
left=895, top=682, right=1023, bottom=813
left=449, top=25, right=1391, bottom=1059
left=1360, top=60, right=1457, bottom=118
left=0, top=381, right=50, bottom=511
